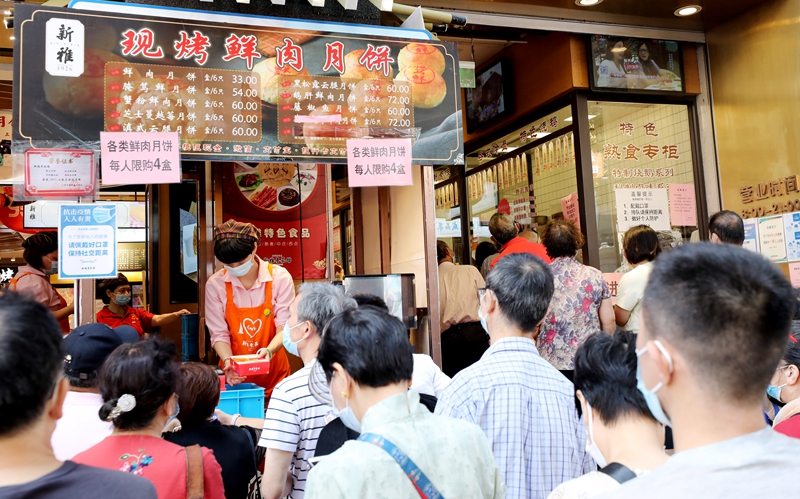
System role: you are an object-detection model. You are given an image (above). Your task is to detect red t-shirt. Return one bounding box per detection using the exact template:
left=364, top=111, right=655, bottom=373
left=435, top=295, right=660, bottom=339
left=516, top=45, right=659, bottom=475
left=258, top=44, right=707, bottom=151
left=490, top=237, right=553, bottom=269
left=73, top=435, right=225, bottom=499
left=96, top=306, right=155, bottom=337
left=775, top=416, right=800, bottom=439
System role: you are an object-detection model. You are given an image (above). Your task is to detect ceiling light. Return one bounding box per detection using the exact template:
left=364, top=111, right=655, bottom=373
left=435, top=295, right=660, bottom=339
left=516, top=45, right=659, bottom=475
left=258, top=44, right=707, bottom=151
left=575, top=0, right=603, bottom=5
left=564, top=115, right=596, bottom=122
left=9, top=36, right=13, bottom=40
left=675, top=5, right=702, bottom=16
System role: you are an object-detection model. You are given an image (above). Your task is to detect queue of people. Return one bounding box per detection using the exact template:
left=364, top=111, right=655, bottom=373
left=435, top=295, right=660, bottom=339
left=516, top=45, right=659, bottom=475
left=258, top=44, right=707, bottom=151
left=4, top=210, right=800, bottom=499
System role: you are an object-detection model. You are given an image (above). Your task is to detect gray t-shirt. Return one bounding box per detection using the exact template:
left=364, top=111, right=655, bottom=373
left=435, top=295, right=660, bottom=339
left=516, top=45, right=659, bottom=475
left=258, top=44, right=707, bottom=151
left=0, top=461, right=157, bottom=499
left=599, top=428, right=800, bottom=499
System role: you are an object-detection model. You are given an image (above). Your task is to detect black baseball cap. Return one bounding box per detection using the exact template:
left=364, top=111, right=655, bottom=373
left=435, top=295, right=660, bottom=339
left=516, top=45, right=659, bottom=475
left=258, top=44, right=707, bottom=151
left=63, top=323, right=139, bottom=380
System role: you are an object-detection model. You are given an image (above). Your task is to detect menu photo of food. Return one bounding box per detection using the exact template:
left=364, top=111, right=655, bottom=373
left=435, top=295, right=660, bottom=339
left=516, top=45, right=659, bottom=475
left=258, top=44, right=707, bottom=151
left=235, top=162, right=317, bottom=212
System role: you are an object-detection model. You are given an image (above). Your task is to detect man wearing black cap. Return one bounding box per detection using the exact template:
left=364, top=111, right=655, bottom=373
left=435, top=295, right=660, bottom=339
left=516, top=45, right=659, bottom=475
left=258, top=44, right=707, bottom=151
left=51, top=323, right=139, bottom=461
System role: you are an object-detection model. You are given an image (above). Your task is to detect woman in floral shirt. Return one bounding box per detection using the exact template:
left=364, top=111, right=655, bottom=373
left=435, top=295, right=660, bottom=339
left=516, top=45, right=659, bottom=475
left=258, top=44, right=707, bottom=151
left=537, top=220, right=615, bottom=380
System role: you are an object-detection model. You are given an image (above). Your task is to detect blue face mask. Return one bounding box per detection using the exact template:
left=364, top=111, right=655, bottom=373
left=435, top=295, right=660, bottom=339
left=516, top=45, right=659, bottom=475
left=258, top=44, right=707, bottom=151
left=330, top=375, right=362, bottom=433
left=92, top=206, right=116, bottom=224
left=113, top=294, right=131, bottom=306
left=636, top=341, right=673, bottom=427
left=224, top=256, right=254, bottom=278
left=767, top=365, right=790, bottom=402
left=478, top=290, right=489, bottom=334
left=282, top=321, right=308, bottom=357
left=167, top=400, right=180, bottom=426
left=43, top=257, right=58, bottom=276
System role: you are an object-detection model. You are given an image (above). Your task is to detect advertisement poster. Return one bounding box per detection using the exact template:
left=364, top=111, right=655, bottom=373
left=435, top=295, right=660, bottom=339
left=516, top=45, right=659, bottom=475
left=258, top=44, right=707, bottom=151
left=561, top=192, right=580, bottom=230
left=614, top=188, right=671, bottom=232
left=222, top=162, right=327, bottom=280
left=758, top=215, right=787, bottom=263
left=589, top=35, right=683, bottom=93
left=14, top=5, right=463, bottom=165
left=23, top=149, right=95, bottom=198
left=346, top=138, right=413, bottom=187
left=58, top=203, right=118, bottom=279
left=668, top=183, right=697, bottom=227
left=783, top=212, right=800, bottom=262
left=742, top=218, right=759, bottom=254
left=100, top=132, right=181, bottom=184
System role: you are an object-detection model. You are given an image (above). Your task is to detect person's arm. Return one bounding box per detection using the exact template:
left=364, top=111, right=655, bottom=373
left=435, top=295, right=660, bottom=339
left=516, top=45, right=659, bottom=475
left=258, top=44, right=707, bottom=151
left=615, top=305, right=632, bottom=327
left=613, top=274, right=638, bottom=328
left=599, top=298, right=615, bottom=334
left=52, top=303, right=75, bottom=321
left=151, top=309, right=190, bottom=327
left=215, top=409, right=262, bottom=429
left=205, top=278, right=246, bottom=385
left=260, top=449, right=294, bottom=499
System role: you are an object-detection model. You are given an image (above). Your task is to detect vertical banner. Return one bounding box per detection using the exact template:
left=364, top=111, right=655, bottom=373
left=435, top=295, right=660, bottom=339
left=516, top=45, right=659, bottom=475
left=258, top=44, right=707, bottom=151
left=58, top=203, right=117, bottom=279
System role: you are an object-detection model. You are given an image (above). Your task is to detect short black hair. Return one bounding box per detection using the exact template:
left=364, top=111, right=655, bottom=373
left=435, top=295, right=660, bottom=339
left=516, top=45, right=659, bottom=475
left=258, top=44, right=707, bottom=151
left=623, top=225, right=661, bottom=265
left=642, top=243, right=795, bottom=402
left=486, top=252, right=554, bottom=333
left=574, top=332, right=654, bottom=423
left=98, top=339, right=181, bottom=430
left=177, top=363, right=220, bottom=430
left=782, top=337, right=800, bottom=370
left=318, top=307, right=413, bottom=387
left=21, top=231, right=58, bottom=270
left=488, top=213, right=518, bottom=245
left=542, top=219, right=585, bottom=259
left=0, top=292, right=63, bottom=437
left=709, top=210, right=745, bottom=245
left=352, top=293, right=388, bottom=311
left=436, top=240, right=449, bottom=263
left=475, top=241, right=499, bottom=268
left=214, top=238, right=256, bottom=265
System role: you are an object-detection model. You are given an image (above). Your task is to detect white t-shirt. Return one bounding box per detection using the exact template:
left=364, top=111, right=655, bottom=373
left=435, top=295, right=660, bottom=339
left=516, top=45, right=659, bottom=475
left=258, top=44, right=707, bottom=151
left=259, top=364, right=328, bottom=499
left=411, top=354, right=451, bottom=398
left=547, top=469, right=647, bottom=499
left=51, top=391, right=113, bottom=461
left=598, top=428, right=800, bottom=499
left=615, top=262, right=654, bottom=333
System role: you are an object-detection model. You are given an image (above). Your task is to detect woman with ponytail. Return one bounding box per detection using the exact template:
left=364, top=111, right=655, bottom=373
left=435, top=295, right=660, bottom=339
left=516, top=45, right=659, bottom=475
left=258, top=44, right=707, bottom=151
left=72, top=340, right=225, bottom=499
left=10, top=231, right=73, bottom=332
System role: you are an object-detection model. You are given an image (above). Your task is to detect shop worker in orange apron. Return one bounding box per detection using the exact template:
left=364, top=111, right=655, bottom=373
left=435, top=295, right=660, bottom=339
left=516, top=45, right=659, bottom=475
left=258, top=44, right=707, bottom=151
left=11, top=231, right=73, bottom=333
left=205, top=220, right=295, bottom=398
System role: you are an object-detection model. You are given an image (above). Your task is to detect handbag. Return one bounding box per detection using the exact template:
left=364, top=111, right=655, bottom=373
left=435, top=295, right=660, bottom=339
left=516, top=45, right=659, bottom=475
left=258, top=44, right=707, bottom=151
left=357, top=433, right=444, bottom=499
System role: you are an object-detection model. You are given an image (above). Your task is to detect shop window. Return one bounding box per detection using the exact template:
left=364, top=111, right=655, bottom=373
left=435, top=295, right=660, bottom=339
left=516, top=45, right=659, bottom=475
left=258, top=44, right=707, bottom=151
left=589, top=102, right=698, bottom=272
left=434, top=165, right=464, bottom=264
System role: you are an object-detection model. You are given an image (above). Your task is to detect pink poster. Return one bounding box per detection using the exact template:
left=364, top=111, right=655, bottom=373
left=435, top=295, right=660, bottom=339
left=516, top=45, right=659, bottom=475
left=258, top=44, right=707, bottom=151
left=24, top=149, right=96, bottom=198
left=561, top=192, right=580, bottom=230
left=100, top=132, right=181, bottom=185
left=668, top=183, right=697, bottom=227
left=347, top=138, right=413, bottom=187
left=790, top=263, right=800, bottom=288
left=603, top=273, right=623, bottom=306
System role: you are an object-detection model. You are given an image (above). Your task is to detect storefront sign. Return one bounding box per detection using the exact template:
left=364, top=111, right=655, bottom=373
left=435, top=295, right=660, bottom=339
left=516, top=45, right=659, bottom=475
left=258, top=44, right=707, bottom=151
left=758, top=215, right=787, bottom=263
left=561, top=193, right=580, bottom=230
left=14, top=5, right=463, bottom=165
left=24, top=149, right=95, bottom=198
left=100, top=132, right=180, bottom=184
left=58, top=203, right=117, bottom=279
left=739, top=175, right=800, bottom=219
left=789, top=262, right=800, bottom=288
left=346, top=138, right=412, bottom=187
left=742, top=219, right=759, bottom=253
left=783, top=212, right=800, bottom=262
left=615, top=188, right=670, bottom=232
left=668, top=183, right=696, bottom=227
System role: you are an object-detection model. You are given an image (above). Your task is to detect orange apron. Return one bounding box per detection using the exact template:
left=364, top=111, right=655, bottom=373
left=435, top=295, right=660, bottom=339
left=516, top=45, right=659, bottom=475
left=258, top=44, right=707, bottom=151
left=223, top=264, right=290, bottom=397
left=10, top=272, right=70, bottom=333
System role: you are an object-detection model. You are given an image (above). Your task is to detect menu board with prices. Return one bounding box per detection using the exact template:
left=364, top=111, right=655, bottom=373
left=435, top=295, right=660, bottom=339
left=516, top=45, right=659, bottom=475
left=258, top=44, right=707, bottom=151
left=117, top=242, right=147, bottom=271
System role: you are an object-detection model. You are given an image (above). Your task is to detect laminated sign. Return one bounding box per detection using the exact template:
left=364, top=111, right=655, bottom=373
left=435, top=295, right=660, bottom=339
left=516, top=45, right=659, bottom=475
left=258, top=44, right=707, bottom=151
left=346, top=138, right=412, bottom=187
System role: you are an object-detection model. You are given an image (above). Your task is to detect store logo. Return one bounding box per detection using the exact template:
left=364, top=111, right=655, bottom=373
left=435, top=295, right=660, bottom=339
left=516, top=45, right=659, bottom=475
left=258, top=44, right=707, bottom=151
left=45, top=19, right=85, bottom=77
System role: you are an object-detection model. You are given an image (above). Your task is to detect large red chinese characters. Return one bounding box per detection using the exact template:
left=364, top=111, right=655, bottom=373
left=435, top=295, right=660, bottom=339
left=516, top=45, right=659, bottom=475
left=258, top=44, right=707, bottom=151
left=120, top=28, right=164, bottom=59
left=223, top=34, right=261, bottom=70
left=174, top=30, right=211, bottom=66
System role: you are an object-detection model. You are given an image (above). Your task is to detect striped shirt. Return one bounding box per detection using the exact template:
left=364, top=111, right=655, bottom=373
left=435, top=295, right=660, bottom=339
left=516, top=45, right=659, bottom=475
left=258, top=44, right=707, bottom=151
left=435, top=337, right=595, bottom=499
left=258, top=364, right=328, bottom=499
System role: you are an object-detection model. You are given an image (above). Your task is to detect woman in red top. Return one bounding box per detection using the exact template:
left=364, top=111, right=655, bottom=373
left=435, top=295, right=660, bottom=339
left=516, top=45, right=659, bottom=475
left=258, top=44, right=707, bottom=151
left=72, top=340, right=225, bottom=499
left=768, top=334, right=800, bottom=438
left=96, top=274, right=189, bottom=338
left=10, top=231, right=73, bottom=332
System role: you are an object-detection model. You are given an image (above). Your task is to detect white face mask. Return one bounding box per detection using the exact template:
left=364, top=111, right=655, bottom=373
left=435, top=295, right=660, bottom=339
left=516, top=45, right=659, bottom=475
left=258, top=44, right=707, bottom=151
left=224, top=255, right=254, bottom=277
left=585, top=401, right=607, bottom=468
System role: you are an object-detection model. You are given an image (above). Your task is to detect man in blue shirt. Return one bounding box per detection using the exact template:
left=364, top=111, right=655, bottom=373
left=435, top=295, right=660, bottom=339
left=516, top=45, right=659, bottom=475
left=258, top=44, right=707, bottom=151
left=436, top=252, right=594, bottom=499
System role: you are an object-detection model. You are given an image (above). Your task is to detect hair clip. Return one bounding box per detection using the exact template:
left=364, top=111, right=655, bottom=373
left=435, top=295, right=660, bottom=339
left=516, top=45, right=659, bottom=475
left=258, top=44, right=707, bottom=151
left=107, top=394, right=137, bottom=421
left=790, top=335, right=798, bottom=344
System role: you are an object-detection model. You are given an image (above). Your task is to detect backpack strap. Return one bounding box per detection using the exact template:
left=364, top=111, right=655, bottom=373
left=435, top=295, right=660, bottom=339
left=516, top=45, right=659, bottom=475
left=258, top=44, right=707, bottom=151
left=185, top=445, right=204, bottom=499
left=599, top=462, right=637, bottom=484
left=358, top=433, right=444, bottom=499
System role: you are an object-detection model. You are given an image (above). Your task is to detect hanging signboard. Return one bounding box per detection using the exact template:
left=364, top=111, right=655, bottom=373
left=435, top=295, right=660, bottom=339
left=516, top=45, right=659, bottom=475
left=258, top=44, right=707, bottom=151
left=346, top=138, right=412, bottom=187
left=58, top=203, right=118, bottom=279
left=24, top=149, right=96, bottom=198
left=13, top=4, right=463, bottom=165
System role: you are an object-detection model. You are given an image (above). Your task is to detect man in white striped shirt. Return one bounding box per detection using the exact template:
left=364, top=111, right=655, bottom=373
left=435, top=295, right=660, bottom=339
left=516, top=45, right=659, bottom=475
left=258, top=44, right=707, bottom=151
left=259, top=283, right=357, bottom=499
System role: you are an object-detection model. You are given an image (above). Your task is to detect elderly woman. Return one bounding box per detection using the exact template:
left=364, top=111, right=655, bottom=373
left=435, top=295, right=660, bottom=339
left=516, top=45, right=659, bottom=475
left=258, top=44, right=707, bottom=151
left=305, top=307, right=504, bottom=499
left=615, top=225, right=661, bottom=333
left=538, top=219, right=614, bottom=380
left=72, top=340, right=225, bottom=499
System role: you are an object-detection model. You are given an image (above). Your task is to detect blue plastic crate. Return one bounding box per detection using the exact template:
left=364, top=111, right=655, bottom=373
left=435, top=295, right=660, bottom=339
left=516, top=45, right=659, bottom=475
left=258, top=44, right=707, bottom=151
left=216, top=383, right=265, bottom=419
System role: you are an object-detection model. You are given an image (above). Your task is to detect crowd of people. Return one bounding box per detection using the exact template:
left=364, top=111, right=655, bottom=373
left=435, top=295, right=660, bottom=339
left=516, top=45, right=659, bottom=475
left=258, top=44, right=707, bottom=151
left=2, top=210, right=800, bottom=499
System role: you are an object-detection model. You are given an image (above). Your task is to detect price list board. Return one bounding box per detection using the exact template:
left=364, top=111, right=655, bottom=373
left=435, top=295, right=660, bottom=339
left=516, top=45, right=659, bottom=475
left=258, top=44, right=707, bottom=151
left=117, top=242, right=147, bottom=271
left=277, top=76, right=414, bottom=150
left=104, top=62, right=262, bottom=144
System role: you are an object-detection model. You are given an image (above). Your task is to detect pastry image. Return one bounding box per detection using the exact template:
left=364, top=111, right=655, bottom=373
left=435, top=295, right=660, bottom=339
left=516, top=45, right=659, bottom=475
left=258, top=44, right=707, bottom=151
left=45, top=49, right=135, bottom=118
left=249, top=185, right=277, bottom=209
left=398, top=43, right=446, bottom=75
left=278, top=186, right=300, bottom=207
left=257, top=33, right=316, bottom=57
left=259, top=163, right=296, bottom=187
left=252, top=57, right=311, bottom=106
left=342, top=49, right=394, bottom=80
left=395, top=65, right=447, bottom=109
